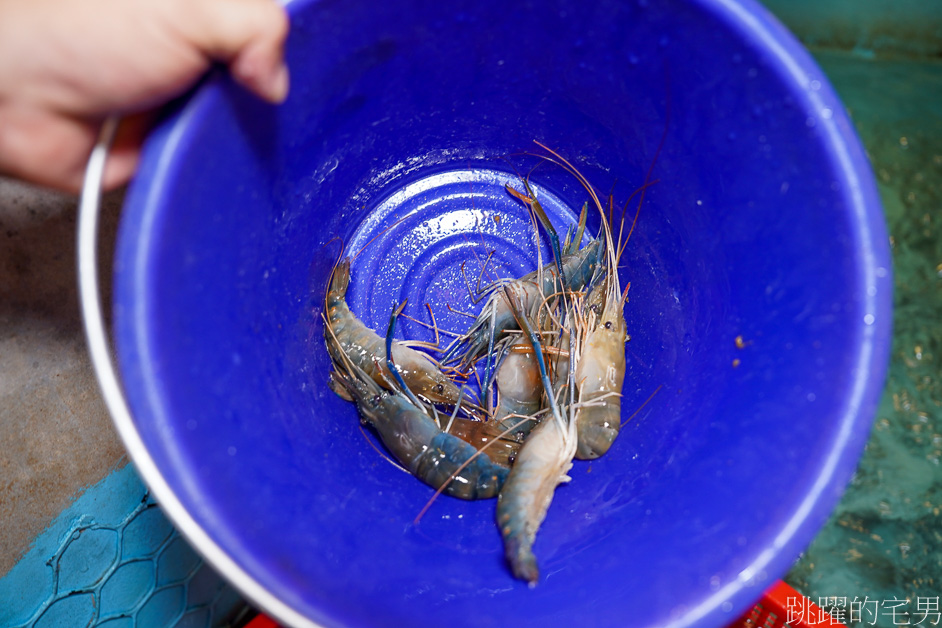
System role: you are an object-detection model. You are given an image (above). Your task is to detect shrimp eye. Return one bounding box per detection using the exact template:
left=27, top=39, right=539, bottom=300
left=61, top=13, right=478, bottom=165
left=370, top=395, right=382, bottom=406
left=604, top=321, right=612, bottom=329
left=434, top=383, right=445, bottom=394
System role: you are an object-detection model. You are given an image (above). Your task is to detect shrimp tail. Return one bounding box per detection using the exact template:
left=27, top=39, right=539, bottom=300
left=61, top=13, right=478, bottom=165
left=324, top=258, right=464, bottom=407
left=496, top=417, right=575, bottom=586
left=501, top=531, right=540, bottom=584
left=575, top=415, right=621, bottom=459
left=496, top=429, right=544, bottom=585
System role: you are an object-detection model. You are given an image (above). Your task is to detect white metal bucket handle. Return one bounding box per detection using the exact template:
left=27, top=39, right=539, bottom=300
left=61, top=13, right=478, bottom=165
left=77, top=116, right=319, bottom=628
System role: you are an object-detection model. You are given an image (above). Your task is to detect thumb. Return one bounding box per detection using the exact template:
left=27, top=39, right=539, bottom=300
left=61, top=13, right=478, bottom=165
left=189, top=0, right=290, bottom=103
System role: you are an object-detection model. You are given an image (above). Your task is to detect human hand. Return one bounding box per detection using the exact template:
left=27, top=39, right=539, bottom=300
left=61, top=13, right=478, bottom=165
left=0, top=0, right=289, bottom=193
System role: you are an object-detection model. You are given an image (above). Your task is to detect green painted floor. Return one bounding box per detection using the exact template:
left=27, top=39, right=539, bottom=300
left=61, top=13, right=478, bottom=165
left=785, top=50, right=942, bottom=626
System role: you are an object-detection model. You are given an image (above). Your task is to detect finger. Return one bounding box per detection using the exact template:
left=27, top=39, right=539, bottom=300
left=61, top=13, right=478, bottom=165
left=0, top=107, right=151, bottom=193
left=0, top=103, right=96, bottom=193
left=188, top=0, right=290, bottom=103
left=230, top=34, right=290, bottom=104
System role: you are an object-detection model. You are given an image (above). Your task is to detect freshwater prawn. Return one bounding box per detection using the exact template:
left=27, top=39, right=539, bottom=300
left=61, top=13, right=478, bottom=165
left=326, top=318, right=510, bottom=500
left=319, top=138, right=659, bottom=582
left=572, top=271, right=628, bottom=459
left=529, top=143, right=638, bottom=460
left=495, top=283, right=579, bottom=585
left=325, top=258, right=464, bottom=407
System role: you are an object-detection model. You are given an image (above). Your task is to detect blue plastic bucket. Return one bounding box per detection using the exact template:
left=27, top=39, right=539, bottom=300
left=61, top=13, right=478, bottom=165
left=112, top=0, right=892, bottom=626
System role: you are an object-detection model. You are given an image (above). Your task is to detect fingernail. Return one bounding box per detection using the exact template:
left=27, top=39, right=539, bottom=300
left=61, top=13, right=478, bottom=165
left=266, top=63, right=289, bottom=103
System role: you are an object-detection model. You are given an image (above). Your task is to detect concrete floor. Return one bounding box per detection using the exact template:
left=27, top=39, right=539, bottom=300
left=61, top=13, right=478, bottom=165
left=0, top=178, right=126, bottom=576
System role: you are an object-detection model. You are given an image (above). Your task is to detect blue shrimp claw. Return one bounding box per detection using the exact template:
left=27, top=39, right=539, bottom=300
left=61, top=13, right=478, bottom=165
left=384, top=299, right=427, bottom=410
left=562, top=202, right=589, bottom=256
left=506, top=181, right=566, bottom=288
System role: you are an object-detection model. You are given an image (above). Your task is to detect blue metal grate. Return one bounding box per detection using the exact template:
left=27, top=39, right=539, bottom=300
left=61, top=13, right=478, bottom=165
left=0, top=466, right=249, bottom=628
left=21, top=494, right=249, bottom=628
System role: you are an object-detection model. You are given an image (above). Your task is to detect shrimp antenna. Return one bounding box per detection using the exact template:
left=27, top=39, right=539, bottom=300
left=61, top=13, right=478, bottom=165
left=620, top=281, right=631, bottom=306
left=322, top=311, right=358, bottom=378
left=322, top=235, right=346, bottom=262
left=351, top=212, right=411, bottom=261
left=619, top=63, right=672, bottom=262
left=439, top=252, right=499, bottom=363
left=442, top=387, right=466, bottom=435
left=615, top=179, right=660, bottom=262
left=531, top=141, right=618, bottom=296
left=359, top=424, right=410, bottom=474
left=619, top=384, right=663, bottom=428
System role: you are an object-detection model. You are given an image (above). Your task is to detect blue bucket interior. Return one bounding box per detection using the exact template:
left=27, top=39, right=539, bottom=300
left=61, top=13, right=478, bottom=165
left=114, top=0, right=892, bottom=626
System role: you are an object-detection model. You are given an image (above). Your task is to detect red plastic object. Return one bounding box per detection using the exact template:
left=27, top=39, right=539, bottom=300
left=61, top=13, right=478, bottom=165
left=245, top=615, right=280, bottom=628
left=731, top=580, right=846, bottom=628
left=245, top=580, right=845, bottom=628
